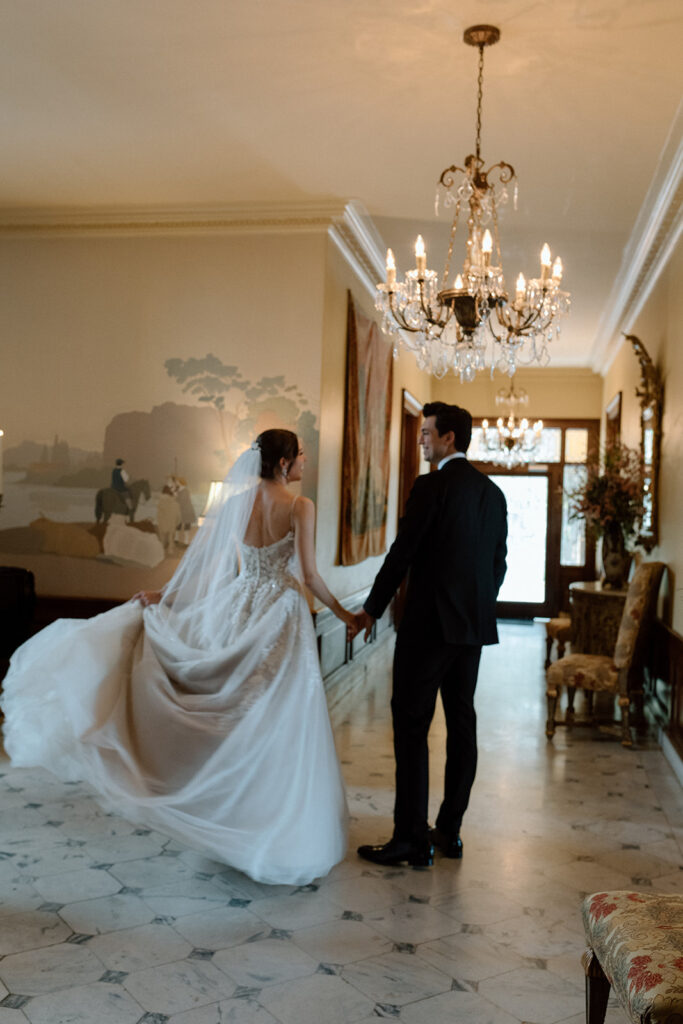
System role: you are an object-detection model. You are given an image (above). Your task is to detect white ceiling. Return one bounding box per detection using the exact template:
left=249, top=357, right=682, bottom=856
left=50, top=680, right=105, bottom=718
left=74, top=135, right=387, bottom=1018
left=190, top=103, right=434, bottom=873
left=1, top=0, right=682, bottom=367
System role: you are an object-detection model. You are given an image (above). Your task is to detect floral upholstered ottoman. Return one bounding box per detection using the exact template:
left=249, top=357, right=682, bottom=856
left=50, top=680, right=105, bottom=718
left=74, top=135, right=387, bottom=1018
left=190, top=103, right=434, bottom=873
left=581, top=891, right=683, bottom=1023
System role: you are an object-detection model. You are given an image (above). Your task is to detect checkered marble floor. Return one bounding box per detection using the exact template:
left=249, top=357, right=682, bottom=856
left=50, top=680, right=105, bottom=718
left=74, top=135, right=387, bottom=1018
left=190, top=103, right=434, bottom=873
left=0, top=621, right=681, bottom=1024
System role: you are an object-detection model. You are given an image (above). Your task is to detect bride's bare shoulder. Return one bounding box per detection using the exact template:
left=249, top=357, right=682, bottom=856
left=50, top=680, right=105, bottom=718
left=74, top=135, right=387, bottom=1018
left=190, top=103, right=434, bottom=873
left=293, top=495, right=315, bottom=518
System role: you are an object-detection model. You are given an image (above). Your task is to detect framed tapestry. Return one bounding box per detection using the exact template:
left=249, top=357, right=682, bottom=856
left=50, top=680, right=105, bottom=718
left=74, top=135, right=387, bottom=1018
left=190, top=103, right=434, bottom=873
left=340, top=291, right=393, bottom=565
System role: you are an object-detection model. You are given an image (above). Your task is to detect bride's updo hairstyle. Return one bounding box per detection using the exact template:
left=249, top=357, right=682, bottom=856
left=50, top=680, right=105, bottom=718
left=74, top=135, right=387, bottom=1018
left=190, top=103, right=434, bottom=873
left=256, top=429, right=299, bottom=480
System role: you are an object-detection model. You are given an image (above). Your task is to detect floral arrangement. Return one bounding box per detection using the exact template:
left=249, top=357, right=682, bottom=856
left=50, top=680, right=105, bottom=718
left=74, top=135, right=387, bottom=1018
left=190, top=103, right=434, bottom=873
left=566, top=442, right=644, bottom=542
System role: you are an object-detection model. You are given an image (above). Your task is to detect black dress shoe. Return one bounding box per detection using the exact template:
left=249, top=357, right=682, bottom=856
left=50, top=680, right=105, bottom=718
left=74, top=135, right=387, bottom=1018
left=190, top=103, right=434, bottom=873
left=357, top=837, right=434, bottom=867
left=430, top=827, right=463, bottom=859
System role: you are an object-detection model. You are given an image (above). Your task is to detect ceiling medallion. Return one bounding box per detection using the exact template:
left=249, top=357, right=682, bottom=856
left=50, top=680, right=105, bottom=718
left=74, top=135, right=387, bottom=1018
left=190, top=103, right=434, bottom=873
left=375, top=25, right=570, bottom=381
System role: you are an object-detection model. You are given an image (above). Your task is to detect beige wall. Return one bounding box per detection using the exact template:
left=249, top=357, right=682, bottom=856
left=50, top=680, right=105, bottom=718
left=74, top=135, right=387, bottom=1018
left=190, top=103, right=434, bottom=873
left=0, top=228, right=328, bottom=597
left=432, top=366, right=603, bottom=421
left=315, top=238, right=432, bottom=603
left=603, top=236, right=683, bottom=633
left=0, top=232, right=326, bottom=454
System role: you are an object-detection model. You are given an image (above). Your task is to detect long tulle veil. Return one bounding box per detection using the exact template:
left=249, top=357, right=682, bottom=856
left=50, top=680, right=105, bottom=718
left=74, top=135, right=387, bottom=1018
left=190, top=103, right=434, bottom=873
left=144, top=444, right=262, bottom=651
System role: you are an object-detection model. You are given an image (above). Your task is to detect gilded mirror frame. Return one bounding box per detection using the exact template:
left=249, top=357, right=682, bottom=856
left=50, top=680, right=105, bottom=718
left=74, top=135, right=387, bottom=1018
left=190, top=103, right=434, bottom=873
left=625, top=334, right=663, bottom=552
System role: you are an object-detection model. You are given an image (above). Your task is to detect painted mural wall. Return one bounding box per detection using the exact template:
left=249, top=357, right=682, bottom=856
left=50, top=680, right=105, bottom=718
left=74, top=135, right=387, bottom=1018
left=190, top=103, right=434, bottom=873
left=0, top=230, right=325, bottom=597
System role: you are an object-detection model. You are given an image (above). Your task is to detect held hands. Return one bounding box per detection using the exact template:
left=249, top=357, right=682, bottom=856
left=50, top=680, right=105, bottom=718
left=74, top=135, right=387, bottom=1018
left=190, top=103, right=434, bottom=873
left=343, top=610, right=375, bottom=643
left=354, top=610, right=376, bottom=643
left=345, top=613, right=361, bottom=642
left=132, top=590, right=162, bottom=607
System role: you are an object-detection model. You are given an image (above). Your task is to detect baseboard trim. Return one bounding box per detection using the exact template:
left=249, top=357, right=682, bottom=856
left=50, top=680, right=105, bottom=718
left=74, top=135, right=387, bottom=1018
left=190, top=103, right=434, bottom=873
left=659, top=728, right=683, bottom=790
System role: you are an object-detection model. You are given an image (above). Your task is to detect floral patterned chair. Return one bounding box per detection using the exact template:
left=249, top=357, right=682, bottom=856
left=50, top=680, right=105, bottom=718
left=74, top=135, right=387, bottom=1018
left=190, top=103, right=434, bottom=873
left=545, top=562, right=665, bottom=746
left=582, top=890, right=683, bottom=1023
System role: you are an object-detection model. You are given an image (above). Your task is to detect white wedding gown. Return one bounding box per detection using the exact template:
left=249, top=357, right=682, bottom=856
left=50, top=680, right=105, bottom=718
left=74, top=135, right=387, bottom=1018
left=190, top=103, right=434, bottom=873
left=1, top=531, right=348, bottom=885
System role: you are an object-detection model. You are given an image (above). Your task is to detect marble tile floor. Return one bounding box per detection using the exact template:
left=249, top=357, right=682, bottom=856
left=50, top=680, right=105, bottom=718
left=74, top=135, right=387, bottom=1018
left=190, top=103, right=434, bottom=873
left=0, top=620, right=681, bottom=1024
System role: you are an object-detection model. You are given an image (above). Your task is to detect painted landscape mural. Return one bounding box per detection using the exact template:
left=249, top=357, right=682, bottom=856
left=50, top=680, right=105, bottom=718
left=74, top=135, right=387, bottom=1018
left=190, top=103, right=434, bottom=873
left=0, top=353, right=319, bottom=597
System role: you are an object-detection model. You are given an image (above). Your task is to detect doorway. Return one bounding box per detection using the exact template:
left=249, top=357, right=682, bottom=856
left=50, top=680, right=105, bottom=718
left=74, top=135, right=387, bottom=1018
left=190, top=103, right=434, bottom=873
left=470, top=419, right=599, bottom=618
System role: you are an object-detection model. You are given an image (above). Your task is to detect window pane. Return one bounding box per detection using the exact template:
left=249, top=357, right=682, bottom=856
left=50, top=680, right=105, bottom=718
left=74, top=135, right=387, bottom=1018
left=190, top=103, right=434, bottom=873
left=532, top=428, right=562, bottom=463
left=468, top=426, right=488, bottom=462
left=561, top=464, right=586, bottom=566
left=565, top=428, right=588, bottom=463
left=490, top=474, right=548, bottom=603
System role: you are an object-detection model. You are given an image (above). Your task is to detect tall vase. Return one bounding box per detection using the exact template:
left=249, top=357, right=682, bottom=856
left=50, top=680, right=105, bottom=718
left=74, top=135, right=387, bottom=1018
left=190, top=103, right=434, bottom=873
left=601, top=522, right=630, bottom=590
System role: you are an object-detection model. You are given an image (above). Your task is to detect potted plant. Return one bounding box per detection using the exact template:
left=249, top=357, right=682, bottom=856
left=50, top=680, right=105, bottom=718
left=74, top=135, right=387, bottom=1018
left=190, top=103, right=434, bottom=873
left=565, top=442, right=644, bottom=589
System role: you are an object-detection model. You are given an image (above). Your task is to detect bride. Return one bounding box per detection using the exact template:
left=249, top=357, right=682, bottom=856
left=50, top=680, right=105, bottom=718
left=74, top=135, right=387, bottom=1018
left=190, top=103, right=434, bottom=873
left=1, top=429, right=357, bottom=886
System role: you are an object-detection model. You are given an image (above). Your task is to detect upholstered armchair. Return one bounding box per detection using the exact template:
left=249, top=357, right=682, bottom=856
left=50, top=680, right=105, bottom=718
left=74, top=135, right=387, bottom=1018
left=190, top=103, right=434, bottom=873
left=546, top=562, right=665, bottom=747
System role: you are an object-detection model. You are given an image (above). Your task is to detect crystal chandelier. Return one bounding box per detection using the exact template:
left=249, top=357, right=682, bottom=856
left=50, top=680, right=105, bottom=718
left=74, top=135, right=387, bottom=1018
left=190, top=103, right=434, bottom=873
left=375, top=25, right=570, bottom=381
left=480, top=383, right=543, bottom=466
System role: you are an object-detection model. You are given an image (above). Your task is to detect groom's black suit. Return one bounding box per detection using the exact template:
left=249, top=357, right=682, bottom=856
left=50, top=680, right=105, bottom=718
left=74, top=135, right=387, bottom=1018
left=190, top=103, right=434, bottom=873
left=364, top=455, right=507, bottom=843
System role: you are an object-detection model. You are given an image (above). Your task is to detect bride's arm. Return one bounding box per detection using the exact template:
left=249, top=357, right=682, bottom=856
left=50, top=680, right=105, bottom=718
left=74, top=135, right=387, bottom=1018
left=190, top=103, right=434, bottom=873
left=294, top=498, right=358, bottom=636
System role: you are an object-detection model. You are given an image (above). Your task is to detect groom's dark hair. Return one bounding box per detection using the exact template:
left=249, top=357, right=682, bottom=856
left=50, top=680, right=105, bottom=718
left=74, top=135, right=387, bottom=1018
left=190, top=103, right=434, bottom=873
left=422, top=402, right=472, bottom=453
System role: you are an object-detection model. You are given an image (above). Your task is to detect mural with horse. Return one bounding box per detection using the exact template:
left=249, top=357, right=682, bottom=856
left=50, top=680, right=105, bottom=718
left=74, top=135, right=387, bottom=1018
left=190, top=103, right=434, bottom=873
left=95, top=479, right=151, bottom=523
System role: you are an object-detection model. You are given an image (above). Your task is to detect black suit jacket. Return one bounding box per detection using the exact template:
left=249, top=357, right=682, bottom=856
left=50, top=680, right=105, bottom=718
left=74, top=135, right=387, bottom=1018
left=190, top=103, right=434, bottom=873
left=364, top=458, right=507, bottom=646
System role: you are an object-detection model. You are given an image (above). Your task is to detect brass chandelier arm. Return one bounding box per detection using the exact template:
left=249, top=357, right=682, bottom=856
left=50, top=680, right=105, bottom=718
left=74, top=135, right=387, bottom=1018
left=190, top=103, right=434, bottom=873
left=439, top=165, right=468, bottom=189
left=386, top=287, right=454, bottom=335
left=484, top=161, right=516, bottom=185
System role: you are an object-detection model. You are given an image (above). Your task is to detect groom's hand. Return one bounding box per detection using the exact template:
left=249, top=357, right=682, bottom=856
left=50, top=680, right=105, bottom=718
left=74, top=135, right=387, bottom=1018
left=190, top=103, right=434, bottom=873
left=356, top=610, right=376, bottom=643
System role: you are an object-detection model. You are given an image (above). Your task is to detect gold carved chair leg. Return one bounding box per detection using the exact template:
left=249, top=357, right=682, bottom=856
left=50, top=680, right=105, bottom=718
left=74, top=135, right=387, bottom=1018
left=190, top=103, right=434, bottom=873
left=545, top=634, right=554, bottom=670
left=566, top=686, right=576, bottom=726
left=618, top=696, right=632, bottom=748
left=557, top=638, right=567, bottom=660
left=546, top=689, right=558, bottom=740
left=581, top=947, right=610, bottom=1024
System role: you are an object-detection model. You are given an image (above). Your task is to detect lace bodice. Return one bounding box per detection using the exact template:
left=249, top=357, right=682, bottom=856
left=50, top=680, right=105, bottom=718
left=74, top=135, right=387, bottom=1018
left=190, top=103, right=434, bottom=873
left=239, top=531, right=298, bottom=589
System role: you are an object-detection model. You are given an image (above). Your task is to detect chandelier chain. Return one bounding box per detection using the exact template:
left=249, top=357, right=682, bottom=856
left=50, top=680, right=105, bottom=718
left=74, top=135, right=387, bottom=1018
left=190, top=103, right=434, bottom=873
left=441, top=197, right=461, bottom=290
left=475, top=44, right=485, bottom=161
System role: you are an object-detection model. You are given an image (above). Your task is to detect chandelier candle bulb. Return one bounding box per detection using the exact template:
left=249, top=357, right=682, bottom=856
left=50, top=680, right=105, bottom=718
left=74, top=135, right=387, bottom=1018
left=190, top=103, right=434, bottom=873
left=552, top=257, right=563, bottom=283
left=415, top=235, right=427, bottom=276
left=386, top=249, right=396, bottom=287
left=515, top=272, right=526, bottom=305
left=454, top=273, right=465, bottom=290
left=540, top=243, right=552, bottom=282
left=482, top=229, right=493, bottom=267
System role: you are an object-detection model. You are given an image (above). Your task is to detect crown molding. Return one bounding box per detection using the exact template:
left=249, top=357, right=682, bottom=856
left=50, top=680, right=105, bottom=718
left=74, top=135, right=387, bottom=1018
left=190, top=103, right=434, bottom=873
left=0, top=193, right=391, bottom=317
left=0, top=201, right=351, bottom=237
left=327, top=200, right=386, bottom=302
left=591, top=102, right=683, bottom=374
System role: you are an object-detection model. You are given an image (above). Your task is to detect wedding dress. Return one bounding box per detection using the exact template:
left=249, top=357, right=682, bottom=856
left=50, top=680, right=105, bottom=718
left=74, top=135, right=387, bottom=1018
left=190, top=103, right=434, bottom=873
left=1, top=450, right=348, bottom=886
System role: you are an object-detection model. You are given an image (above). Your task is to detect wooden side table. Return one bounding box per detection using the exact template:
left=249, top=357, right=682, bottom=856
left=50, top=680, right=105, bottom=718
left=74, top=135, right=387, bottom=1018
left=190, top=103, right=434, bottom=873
left=569, top=581, right=628, bottom=655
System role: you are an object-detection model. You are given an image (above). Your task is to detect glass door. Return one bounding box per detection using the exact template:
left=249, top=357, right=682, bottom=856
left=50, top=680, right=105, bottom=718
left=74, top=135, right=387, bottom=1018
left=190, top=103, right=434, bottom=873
left=490, top=473, right=549, bottom=615
left=470, top=418, right=600, bottom=618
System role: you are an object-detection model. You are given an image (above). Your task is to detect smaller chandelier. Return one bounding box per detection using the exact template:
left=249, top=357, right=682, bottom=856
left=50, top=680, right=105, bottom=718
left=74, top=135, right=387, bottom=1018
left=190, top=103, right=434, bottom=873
left=375, top=24, right=570, bottom=381
left=480, top=383, right=543, bottom=466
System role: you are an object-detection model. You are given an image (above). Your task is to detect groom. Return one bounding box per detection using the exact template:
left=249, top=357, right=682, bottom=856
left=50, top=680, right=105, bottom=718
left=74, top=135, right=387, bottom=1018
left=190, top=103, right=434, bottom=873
left=355, top=402, right=507, bottom=867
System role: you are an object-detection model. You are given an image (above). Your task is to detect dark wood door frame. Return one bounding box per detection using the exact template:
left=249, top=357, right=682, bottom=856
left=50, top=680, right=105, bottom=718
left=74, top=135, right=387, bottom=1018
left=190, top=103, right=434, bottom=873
left=398, top=389, right=424, bottom=519
left=472, top=417, right=600, bottom=618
